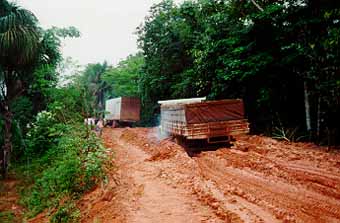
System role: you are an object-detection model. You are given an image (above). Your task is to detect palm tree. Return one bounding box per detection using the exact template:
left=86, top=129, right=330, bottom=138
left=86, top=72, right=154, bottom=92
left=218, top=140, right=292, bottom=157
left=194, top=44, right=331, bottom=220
left=82, top=62, right=109, bottom=118
left=0, top=0, right=40, bottom=177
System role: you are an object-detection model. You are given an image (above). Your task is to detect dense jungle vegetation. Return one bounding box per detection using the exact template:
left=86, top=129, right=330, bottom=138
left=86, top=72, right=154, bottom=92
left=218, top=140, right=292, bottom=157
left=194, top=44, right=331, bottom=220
left=0, top=0, right=108, bottom=221
left=135, top=0, right=340, bottom=144
left=1, top=0, right=340, bottom=221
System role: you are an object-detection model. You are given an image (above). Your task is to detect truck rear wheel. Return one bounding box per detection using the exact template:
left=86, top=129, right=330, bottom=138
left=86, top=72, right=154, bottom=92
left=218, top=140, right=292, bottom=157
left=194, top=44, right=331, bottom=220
left=174, top=135, right=182, bottom=145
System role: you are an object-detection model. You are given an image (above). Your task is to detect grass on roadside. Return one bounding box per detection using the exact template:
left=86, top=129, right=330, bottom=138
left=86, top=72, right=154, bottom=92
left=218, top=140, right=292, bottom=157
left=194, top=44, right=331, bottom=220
left=15, top=120, right=108, bottom=222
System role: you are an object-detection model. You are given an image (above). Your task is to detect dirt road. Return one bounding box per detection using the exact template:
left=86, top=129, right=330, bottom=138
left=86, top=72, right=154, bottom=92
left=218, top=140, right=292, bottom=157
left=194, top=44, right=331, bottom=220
left=81, top=127, right=340, bottom=223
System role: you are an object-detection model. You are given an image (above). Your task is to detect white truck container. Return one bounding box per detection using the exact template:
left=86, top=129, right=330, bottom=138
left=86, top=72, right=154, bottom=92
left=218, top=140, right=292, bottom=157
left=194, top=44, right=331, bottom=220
left=105, top=97, right=141, bottom=123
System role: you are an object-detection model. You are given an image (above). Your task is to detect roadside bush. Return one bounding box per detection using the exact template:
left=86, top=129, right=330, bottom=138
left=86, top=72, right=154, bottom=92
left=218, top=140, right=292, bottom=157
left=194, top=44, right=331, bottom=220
left=19, top=114, right=107, bottom=218
left=11, top=96, right=34, bottom=133
left=25, top=111, right=60, bottom=157
left=0, top=211, right=15, bottom=223
left=50, top=201, right=80, bottom=223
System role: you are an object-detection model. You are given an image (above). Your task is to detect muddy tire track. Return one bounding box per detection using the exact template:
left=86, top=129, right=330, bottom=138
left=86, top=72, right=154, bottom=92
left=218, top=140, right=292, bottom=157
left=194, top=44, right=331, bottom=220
left=116, top=127, right=340, bottom=223
left=95, top=128, right=224, bottom=223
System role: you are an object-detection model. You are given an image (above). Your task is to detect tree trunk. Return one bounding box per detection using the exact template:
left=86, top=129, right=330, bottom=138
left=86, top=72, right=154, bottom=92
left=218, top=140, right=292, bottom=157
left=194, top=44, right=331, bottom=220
left=304, top=81, right=312, bottom=133
left=97, top=88, right=104, bottom=118
left=316, top=94, right=321, bottom=141
left=1, top=102, right=13, bottom=178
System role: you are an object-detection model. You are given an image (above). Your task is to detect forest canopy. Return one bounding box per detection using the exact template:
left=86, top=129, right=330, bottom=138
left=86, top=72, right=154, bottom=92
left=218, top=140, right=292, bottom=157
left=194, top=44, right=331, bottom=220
left=136, top=0, right=340, bottom=143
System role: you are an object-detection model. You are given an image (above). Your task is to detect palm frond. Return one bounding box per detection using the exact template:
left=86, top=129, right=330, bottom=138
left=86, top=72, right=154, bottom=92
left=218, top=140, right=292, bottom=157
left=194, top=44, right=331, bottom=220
left=0, top=1, right=40, bottom=66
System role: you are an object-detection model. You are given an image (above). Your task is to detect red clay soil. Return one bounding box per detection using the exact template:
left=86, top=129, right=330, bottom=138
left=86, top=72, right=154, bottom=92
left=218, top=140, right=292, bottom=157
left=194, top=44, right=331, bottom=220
left=79, top=128, right=223, bottom=223
left=0, top=179, right=24, bottom=223
left=20, top=127, right=340, bottom=222
left=85, top=127, right=340, bottom=223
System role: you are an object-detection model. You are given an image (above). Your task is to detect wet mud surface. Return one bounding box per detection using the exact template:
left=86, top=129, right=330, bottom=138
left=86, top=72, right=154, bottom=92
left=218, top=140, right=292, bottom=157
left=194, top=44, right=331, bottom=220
left=81, top=127, right=340, bottom=223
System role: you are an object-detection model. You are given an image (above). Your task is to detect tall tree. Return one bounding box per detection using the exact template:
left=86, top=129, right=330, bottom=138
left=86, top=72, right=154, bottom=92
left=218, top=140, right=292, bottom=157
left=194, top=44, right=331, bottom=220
left=0, top=0, right=80, bottom=177
left=138, top=0, right=340, bottom=143
left=103, top=53, right=143, bottom=98
left=0, top=0, right=40, bottom=177
left=79, top=62, right=109, bottom=117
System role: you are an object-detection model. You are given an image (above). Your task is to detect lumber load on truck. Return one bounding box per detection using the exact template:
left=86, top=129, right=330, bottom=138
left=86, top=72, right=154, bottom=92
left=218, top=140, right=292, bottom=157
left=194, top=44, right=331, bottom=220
left=159, top=98, right=249, bottom=143
left=105, top=97, right=140, bottom=123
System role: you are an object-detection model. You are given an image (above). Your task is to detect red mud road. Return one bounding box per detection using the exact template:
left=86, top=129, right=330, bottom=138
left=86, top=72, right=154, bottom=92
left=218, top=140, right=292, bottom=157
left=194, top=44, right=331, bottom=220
left=81, top=127, right=340, bottom=223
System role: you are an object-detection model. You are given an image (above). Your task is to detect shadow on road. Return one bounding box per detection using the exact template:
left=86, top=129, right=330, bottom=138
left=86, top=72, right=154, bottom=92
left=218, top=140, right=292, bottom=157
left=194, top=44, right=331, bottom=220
left=174, top=138, right=233, bottom=157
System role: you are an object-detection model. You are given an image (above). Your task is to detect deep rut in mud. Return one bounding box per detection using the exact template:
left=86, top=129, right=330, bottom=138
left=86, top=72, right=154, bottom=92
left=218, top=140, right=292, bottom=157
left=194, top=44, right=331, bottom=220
left=82, top=127, right=340, bottom=223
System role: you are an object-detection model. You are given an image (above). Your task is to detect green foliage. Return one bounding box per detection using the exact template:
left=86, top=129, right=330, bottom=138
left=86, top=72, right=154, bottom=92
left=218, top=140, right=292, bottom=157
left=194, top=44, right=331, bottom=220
left=47, top=86, right=84, bottom=123
left=50, top=26, right=80, bottom=39
left=103, top=53, right=143, bottom=98
left=0, top=211, right=15, bottom=223
left=20, top=120, right=107, bottom=218
left=0, top=0, right=39, bottom=67
left=16, top=72, right=108, bottom=219
left=0, top=0, right=81, bottom=177
left=137, top=0, right=340, bottom=143
left=137, top=0, right=196, bottom=101
left=37, top=26, right=80, bottom=68
left=50, top=201, right=80, bottom=223
left=74, top=62, right=109, bottom=117
left=10, top=97, right=33, bottom=130
left=24, top=111, right=59, bottom=157
left=1, top=1, right=108, bottom=221
left=11, top=60, right=109, bottom=219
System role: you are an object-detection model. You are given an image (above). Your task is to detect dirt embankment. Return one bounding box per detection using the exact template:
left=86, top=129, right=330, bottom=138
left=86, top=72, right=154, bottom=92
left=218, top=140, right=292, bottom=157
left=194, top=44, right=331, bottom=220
left=0, top=179, right=23, bottom=223
left=85, top=127, right=340, bottom=223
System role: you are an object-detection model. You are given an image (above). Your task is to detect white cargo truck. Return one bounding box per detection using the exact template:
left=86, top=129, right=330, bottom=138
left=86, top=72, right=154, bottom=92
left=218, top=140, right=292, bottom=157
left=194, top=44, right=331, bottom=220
left=105, top=97, right=141, bottom=126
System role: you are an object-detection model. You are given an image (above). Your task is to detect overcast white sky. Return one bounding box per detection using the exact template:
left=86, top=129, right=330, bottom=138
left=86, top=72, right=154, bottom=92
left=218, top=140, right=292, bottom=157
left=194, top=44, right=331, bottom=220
left=17, top=0, right=182, bottom=66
